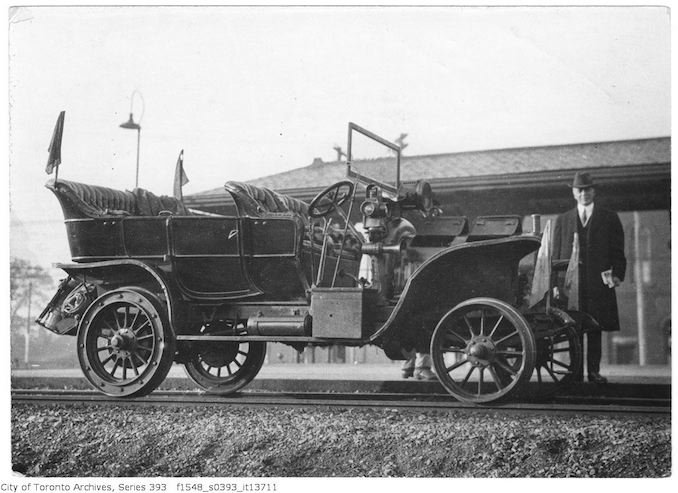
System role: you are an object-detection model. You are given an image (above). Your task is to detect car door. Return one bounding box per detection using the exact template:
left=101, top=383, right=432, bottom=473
left=171, top=216, right=259, bottom=299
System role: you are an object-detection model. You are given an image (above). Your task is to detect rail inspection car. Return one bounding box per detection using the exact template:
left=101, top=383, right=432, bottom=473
left=38, top=119, right=583, bottom=404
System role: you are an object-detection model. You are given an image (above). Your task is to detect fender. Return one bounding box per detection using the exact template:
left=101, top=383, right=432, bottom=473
left=54, top=258, right=182, bottom=336
left=371, top=235, right=541, bottom=353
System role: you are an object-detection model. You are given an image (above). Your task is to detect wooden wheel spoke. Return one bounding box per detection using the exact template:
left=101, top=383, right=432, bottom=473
left=133, top=353, right=147, bottom=367
left=551, top=347, right=572, bottom=354
left=545, top=365, right=560, bottom=382
left=493, top=359, right=517, bottom=376
left=536, top=367, right=543, bottom=384
left=110, top=358, right=121, bottom=377
left=477, top=368, right=485, bottom=396
left=100, top=353, right=115, bottom=366
left=445, top=358, right=469, bottom=373
left=462, top=315, right=476, bottom=337
left=488, top=315, right=504, bottom=339
left=551, top=359, right=571, bottom=370
left=129, top=355, right=140, bottom=376
left=97, top=345, right=114, bottom=352
left=442, top=347, right=466, bottom=354
left=134, top=320, right=150, bottom=334
left=129, top=309, right=141, bottom=331
left=446, top=330, right=468, bottom=345
left=461, top=366, right=474, bottom=386
left=494, top=330, right=519, bottom=346
left=479, top=310, right=485, bottom=336
left=102, top=319, right=117, bottom=334
left=488, top=366, right=504, bottom=390
left=122, top=358, right=128, bottom=380
left=114, top=310, right=124, bottom=331
left=496, top=349, right=523, bottom=356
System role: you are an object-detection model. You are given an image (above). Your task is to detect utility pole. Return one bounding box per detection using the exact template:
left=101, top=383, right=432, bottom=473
left=24, top=281, right=32, bottom=366
left=333, top=145, right=347, bottom=162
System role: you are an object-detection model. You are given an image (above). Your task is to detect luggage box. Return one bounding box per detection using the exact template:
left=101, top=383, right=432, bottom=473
left=310, top=287, right=378, bottom=339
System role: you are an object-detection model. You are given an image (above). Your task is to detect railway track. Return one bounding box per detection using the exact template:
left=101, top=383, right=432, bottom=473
left=12, top=389, right=670, bottom=416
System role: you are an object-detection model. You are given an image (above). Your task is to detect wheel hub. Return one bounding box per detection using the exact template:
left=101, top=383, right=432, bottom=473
left=198, top=341, right=239, bottom=367
left=466, top=336, right=496, bottom=367
left=110, top=329, right=136, bottom=354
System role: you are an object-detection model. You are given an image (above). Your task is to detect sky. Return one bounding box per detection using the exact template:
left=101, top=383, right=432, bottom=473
left=6, top=5, right=671, bottom=271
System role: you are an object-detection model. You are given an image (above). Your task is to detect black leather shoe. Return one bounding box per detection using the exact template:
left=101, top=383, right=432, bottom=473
left=588, top=372, right=608, bottom=385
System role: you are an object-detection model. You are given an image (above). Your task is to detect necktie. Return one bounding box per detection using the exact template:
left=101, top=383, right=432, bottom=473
left=581, top=209, right=587, bottom=226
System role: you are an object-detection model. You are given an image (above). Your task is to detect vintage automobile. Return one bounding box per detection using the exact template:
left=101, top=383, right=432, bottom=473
left=38, top=120, right=582, bottom=404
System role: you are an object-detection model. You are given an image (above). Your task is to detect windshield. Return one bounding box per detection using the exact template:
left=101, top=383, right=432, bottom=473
left=346, top=122, right=401, bottom=197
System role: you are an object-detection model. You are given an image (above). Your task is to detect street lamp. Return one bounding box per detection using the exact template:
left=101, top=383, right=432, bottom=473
left=119, top=91, right=144, bottom=188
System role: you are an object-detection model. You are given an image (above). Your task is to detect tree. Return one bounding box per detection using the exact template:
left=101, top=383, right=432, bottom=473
left=10, top=257, right=54, bottom=328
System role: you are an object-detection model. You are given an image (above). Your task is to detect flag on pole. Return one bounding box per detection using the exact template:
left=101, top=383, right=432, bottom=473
left=563, top=232, right=580, bottom=310
left=45, top=111, right=65, bottom=174
left=173, top=149, right=189, bottom=200
left=528, top=219, right=552, bottom=307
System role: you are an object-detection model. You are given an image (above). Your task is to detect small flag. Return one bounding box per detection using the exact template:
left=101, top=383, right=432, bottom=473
left=173, top=149, right=189, bottom=200
left=45, top=111, right=65, bottom=174
left=563, top=232, right=580, bottom=310
left=528, top=219, right=552, bottom=307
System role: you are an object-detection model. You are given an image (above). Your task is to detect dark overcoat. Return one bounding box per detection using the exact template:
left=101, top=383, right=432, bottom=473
left=551, top=206, right=627, bottom=331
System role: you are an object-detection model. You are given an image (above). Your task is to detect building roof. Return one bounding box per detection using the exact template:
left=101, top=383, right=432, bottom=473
left=185, top=137, right=670, bottom=205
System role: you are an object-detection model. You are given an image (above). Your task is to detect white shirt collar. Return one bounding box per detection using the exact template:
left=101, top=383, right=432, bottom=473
left=577, top=203, right=594, bottom=221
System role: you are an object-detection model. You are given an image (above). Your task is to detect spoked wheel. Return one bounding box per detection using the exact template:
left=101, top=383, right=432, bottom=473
left=431, top=297, right=536, bottom=404
left=184, top=330, right=266, bottom=394
left=529, top=309, right=583, bottom=398
left=77, top=287, right=175, bottom=398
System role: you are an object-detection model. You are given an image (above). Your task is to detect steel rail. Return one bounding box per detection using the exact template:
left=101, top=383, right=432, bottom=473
left=11, top=389, right=670, bottom=416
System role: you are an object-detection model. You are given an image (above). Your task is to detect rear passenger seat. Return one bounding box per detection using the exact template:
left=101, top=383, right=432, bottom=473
left=46, top=179, right=190, bottom=219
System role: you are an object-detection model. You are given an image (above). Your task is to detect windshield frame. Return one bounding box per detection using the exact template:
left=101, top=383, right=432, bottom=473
left=346, top=122, right=401, bottom=197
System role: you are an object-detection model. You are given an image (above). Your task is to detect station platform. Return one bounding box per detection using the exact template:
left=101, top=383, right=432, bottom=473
left=9, top=363, right=671, bottom=399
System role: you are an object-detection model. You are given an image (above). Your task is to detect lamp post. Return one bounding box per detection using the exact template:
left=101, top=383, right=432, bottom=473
left=120, top=91, right=144, bottom=188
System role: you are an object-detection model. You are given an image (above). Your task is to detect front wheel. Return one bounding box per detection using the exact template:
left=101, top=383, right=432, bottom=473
left=77, top=287, right=175, bottom=397
left=430, top=297, right=536, bottom=404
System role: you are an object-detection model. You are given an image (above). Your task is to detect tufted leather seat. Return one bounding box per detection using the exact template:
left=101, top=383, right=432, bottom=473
left=224, top=181, right=309, bottom=217
left=224, top=181, right=361, bottom=260
left=46, top=179, right=190, bottom=219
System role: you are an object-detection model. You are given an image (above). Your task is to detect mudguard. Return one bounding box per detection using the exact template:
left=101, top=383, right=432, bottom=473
left=46, top=259, right=181, bottom=336
left=373, top=235, right=541, bottom=358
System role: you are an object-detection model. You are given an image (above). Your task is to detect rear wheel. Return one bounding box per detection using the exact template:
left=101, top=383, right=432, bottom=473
left=529, top=309, right=583, bottom=398
left=77, top=287, right=175, bottom=397
left=183, top=325, right=266, bottom=394
left=431, top=297, right=536, bottom=404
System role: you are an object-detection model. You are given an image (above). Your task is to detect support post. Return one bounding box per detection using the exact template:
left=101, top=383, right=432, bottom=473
left=633, top=211, right=647, bottom=365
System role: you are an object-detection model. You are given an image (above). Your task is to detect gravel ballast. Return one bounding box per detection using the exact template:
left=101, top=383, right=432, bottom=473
left=11, top=403, right=670, bottom=478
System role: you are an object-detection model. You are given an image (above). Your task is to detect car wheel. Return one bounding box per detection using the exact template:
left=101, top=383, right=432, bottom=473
left=77, top=287, right=175, bottom=397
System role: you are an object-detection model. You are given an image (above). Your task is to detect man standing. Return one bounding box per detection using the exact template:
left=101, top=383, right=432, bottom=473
left=552, top=172, right=627, bottom=384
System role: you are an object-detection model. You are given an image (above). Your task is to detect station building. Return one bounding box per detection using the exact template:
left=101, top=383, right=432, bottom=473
left=185, top=137, right=671, bottom=367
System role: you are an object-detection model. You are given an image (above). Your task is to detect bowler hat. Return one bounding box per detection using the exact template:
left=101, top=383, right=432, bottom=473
left=571, top=172, right=595, bottom=188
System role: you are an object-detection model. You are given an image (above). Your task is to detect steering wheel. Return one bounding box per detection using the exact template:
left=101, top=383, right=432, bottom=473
left=308, top=180, right=355, bottom=218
